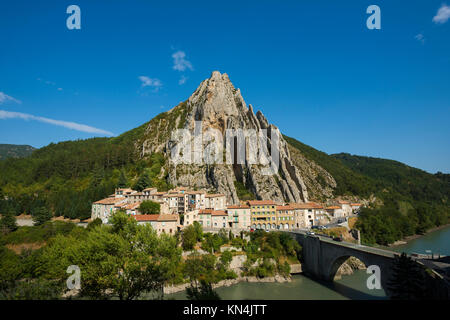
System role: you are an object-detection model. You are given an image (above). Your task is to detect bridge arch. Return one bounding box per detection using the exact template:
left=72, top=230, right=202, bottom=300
left=289, top=232, right=396, bottom=295
left=328, top=255, right=366, bottom=281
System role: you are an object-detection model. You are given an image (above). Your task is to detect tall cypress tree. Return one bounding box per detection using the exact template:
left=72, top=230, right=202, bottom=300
left=387, top=253, right=425, bottom=300
left=117, top=170, right=128, bottom=188
left=134, top=170, right=152, bottom=192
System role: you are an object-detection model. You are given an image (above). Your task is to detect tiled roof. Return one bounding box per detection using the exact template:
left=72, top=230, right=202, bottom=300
left=326, top=206, right=341, bottom=210
left=187, top=190, right=206, bottom=195
left=276, top=205, right=294, bottom=210
left=158, top=214, right=179, bottom=221
left=247, top=200, right=277, bottom=206
left=338, top=200, right=350, bottom=204
left=130, top=192, right=144, bottom=196
left=134, top=215, right=159, bottom=221
left=94, top=197, right=125, bottom=205
left=116, top=188, right=135, bottom=193
left=290, top=202, right=323, bottom=209
left=123, top=202, right=141, bottom=210
left=227, top=205, right=250, bottom=209
left=164, top=193, right=185, bottom=197
left=351, top=203, right=361, bottom=206
left=211, top=210, right=227, bottom=216
left=205, top=194, right=225, bottom=198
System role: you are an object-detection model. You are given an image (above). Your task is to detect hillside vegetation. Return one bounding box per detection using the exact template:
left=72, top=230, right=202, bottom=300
left=0, top=120, right=448, bottom=245
left=0, top=110, right=174, bottom=220
left=285, top=136, right=450, bottom=245
left=0, top=144, right=36, bottom=160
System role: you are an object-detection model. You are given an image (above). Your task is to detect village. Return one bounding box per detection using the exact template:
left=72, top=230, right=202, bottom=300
left=91, top=187, right=362, bottom=236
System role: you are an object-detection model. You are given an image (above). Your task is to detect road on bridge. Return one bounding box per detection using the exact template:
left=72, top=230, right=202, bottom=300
left=290, top=229, right=398, bottom=259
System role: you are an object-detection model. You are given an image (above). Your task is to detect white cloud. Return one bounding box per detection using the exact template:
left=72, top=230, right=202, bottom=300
left=0, top=92, right=21, bottom=105
left=0, top=110, right=114, bottom=136
left=415, top=33, right=425, bottom=44
left=172, top=51, right=193, bottom=72
left=138, top=76, right=162, bottom=91
left=178, top=75, right=188, bottom=85
left=433, top=4, right=450, bottom=24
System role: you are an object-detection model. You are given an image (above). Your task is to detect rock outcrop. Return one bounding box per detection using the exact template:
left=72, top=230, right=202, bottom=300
left=334, top=257, right=366, bottom=280
left=138, top=71, right=336, bottom=204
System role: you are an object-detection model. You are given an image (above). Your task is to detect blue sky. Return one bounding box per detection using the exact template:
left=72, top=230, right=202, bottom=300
left=0, top=0, right=449, bottom=173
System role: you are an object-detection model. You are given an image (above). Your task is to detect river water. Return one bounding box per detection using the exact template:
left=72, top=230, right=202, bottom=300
left=167, top=226, right=450, bottom=300
left=389, top=225, right=450, bottom=256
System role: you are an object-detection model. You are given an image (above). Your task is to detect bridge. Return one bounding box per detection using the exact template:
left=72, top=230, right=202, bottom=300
left=288, top=230, right=399, bottom=295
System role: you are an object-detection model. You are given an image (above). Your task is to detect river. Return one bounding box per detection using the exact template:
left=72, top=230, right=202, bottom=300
left=389, top=225, right=450, bottom=256
left=167, top=226, right=450, bottom=300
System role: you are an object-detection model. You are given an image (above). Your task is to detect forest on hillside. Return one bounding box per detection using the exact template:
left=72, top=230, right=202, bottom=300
left=0, top=120, right=171, bottom=220
left=0, top=130, right=448, bottom=245
left=285, top=135, right=450, bottom=245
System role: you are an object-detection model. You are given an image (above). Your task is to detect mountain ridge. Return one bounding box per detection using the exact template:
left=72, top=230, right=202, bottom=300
left=0, top=144, right=36, bottom=160
left=0, top=71, right=448, bottom=227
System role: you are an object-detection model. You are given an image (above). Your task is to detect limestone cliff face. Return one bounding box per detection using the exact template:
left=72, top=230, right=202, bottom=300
left=138, top=71, right=336, bottom=204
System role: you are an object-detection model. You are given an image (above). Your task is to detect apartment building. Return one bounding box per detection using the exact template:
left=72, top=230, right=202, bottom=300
left=325, top=205, right=343, bottom=218
left=247, top=200, right=278, bottom=231
left=186, top=190, right=206, bottom=211
left=211, top=210, right=228, bottom=229
left=92, top=197, right=127, bottom=223
left=276, top=205, right=296, bottom=230
left=134, top=214, right=180, bottom=235
left=226, top=205, right=251, bottom=230
left=205, top=194, right=226, bottom=210
left=290, top=202, right=322, bottom=228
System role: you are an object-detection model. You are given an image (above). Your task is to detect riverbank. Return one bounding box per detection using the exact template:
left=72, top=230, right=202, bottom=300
left=163, top=274, right=291, bottom=295
left=388, top=223, right=450, bottom=247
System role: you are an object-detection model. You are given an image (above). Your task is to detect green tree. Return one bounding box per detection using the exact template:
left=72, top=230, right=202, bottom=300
left=220, top=250, right=233, bottom=269
left=39, top=215, right=181, bottom=300
left=134, top=170, right=152, bottom=192
left=192, top=221, right=203, bottom=241
left=139, top=200, right=160, bottom=215
left=387, top=253, right=425, bottom=300
left=87, top=217, right=102, bottom=231
left=91, top=166, right=105, bottom=188
left=184, top=253, right=217, bottom=284
left=109, top=210, right=137, bottom=236
left=182, top=225, right=198, bottom=251
left=186, top=280, right=221, bottom=300
left=32, top=206, right=52, bottom=226
left=117, top=170, right=128, bottom=188
left=0, top=212, right=18, bottom=235
left=218, top=228, right=228, bottom=243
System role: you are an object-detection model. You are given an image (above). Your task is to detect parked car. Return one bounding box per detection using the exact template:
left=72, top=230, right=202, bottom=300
left=318, top=226, right=326, bottom=230
left=333, top=236, right=343, bottom=242
left=306, top=231, right=315, bottom=236
left=311, top=225, right=319, bottom=230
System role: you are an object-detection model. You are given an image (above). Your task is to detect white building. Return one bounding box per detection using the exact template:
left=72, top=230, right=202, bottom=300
left=226, top=205, right=251, bottom=230
left=205, top=194, right=226, bottom=210
left=91, top=197, right=128, bottom=223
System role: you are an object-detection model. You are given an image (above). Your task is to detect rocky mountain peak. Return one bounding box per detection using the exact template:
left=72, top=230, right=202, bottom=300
left=140, top=72, right=336, bottom=204
left=186, top=71, right=248, bottom=132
